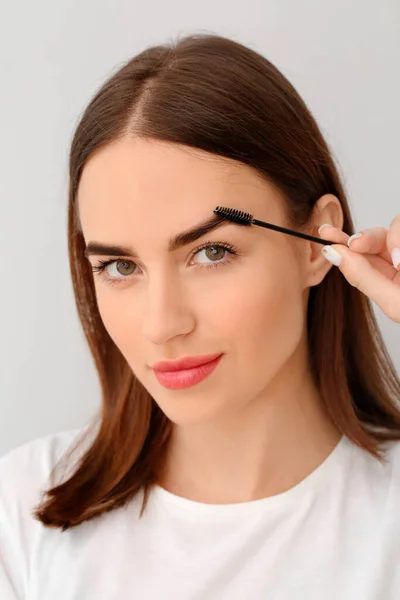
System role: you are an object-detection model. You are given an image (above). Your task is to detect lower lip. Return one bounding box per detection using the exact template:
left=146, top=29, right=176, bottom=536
left=153, top=355, right=223, bottom=390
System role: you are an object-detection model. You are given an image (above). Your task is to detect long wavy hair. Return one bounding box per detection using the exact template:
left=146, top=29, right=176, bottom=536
left=34, top=33, right=400, bottom=531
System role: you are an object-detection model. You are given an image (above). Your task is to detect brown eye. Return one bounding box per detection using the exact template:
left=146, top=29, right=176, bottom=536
left=115, top=260, right=137, bottom=276
left=205, top=246, right=227, bottom=261
left=91, top=258, right=139, bottom=282
left=191, top=242, right=238, bottom=269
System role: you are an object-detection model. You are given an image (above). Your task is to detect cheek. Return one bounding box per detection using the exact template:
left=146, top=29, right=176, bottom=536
left=94, top=290, right=138, bottom=356
left=216, top=262, right=305, bottom=369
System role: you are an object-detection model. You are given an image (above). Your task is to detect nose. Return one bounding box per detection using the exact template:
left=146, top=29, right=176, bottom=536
left=141, top=273, right=195, bottom=345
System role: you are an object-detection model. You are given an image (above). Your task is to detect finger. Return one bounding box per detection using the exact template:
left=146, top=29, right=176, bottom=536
left=387, top=214, right=400, bottom=270
left=346, top=227, right=392, bottom=264
left=366, top=254, right=400, bottom=281
left=321, top=244, right=400, bottom=323
left=317, top=224, right=349, bottom=245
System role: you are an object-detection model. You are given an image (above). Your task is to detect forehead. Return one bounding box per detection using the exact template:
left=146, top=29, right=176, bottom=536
left=77, top=138, right=283, bottom=244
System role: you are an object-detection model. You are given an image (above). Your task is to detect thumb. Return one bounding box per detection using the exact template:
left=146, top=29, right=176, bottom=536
left=321, top=243, right=397, bottom=314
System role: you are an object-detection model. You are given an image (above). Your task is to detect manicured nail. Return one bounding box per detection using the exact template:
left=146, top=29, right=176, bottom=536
left=392, top=248, right=400, bottom=269
left=318, top=224, right=332, bottom=235
left=347, top=232, right=363, bottom=247
left=321, top=246, right=342, bottom=266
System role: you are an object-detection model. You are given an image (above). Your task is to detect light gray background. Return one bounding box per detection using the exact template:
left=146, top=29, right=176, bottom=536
left=1, top=1, right=399, bottom=457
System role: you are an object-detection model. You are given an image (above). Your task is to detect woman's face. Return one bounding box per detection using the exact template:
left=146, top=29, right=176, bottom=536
left=78, top=138, right=327, bottom=425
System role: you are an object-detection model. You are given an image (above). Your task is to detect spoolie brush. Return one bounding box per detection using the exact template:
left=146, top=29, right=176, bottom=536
left=213, top=207, right=334, bottom=246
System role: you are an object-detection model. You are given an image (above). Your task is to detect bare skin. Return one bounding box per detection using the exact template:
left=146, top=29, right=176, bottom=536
left=78, top=137, right=347, bottom=504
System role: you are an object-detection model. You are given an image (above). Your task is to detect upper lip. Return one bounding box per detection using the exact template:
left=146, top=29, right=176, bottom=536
left=151, top=353, right=222, bottom=372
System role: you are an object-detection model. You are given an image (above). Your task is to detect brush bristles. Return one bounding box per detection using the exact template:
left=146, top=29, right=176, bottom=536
left=213, top=206, right=253, bottom=225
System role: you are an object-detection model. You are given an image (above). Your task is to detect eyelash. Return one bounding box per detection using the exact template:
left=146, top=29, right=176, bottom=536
left=91, top=240, right=240, bottom=286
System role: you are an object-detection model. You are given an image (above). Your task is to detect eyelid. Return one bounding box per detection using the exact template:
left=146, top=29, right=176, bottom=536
left=92, top=238, right=240, bottom=265
left=190, top=239, right=238, bottom=256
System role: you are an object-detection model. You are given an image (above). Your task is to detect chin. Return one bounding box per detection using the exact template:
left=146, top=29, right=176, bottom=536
left=153, top=395, right=230, bottom=427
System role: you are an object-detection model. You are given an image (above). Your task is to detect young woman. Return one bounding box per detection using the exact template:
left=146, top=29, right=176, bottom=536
left=1, top=33, right=400, bottom=600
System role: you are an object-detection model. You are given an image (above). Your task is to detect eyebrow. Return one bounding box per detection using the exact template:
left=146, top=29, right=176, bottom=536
left=84, top=213, right=231, bottom=258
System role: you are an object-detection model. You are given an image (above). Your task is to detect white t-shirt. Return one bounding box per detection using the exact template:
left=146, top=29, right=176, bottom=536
left=0, top=428, right=399, bottom=600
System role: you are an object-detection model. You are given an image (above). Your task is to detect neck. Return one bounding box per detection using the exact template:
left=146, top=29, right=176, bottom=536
left=157, top=344, right=341, bottom=504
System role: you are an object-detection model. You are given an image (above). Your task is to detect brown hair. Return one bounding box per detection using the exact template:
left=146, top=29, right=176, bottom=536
left=34, top=33, right=400, bottom=531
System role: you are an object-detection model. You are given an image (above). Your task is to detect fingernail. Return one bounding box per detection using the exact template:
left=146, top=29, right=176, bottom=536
left=347, top=232, right=363, bottom=247
left=392, top=248, right=400, bottom=269
left=321, top=246, right=342, bottom=266
left=318, top=223, right=332, bottom=235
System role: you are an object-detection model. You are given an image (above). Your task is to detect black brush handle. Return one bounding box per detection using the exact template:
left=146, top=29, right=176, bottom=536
left=252, top=219, right=333, bottom=246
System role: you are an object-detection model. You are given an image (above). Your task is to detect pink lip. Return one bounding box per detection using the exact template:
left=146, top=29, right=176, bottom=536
left=152, top=354, right=223, bottom=390
left=151, top=353, right=222, bottom=373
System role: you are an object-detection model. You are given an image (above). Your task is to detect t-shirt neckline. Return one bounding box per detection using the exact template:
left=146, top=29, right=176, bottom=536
left=151, top=434, right=351, bottom=517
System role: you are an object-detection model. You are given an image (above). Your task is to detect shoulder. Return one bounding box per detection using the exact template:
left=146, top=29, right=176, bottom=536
left=382, top=438, right=400, bottom=481
left=0, top=426, right=91, bottom=514
left=0, top=427, right=84, bottom=478
left=375, top=437, right=400, bottom=471
left=0, top=427, right=92, bottom=596
left=356, top=436, right=400, bottom=470
left=349, top=436, right=400, bottom=499
left=0, top=427, right=83, bottom=469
